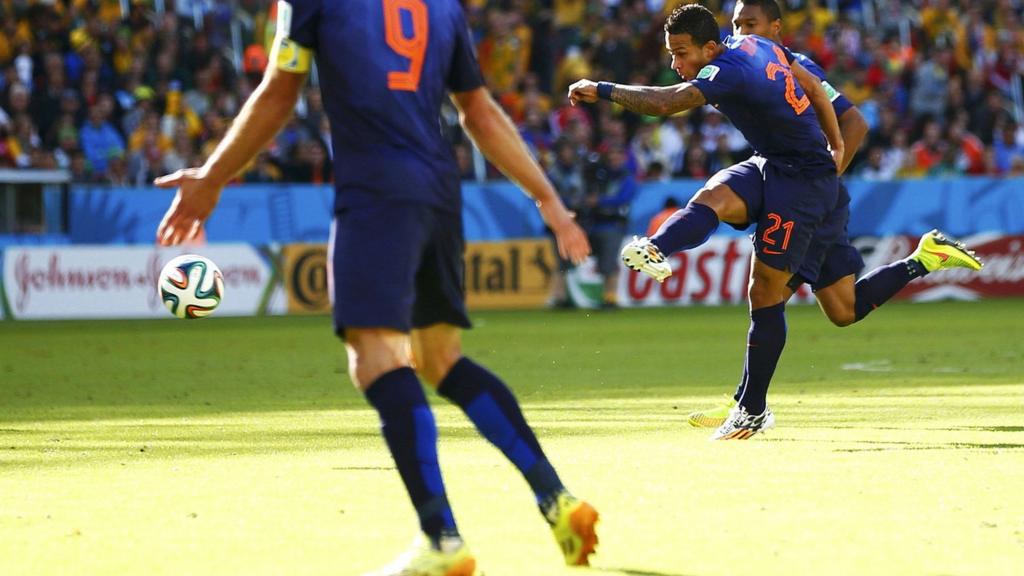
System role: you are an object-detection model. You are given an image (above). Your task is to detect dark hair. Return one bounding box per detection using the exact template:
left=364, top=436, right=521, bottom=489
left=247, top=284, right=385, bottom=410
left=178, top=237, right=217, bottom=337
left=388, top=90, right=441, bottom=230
left=738, top=0, right=782, bottom=22
left=664, top=4, right=721, bottom=46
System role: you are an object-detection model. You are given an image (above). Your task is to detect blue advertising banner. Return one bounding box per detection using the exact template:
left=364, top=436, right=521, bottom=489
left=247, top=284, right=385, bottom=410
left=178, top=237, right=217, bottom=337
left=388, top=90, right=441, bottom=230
left=64, top=178, right=1024, bottom=245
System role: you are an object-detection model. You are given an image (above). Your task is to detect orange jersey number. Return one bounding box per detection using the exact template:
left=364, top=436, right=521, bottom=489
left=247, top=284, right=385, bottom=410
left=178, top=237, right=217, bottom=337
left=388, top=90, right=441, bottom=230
left=764, top=45, right=810, bottom=115
left=383, top=0, right=429, bottom=91
left=761, top=212, right=795, bottom=254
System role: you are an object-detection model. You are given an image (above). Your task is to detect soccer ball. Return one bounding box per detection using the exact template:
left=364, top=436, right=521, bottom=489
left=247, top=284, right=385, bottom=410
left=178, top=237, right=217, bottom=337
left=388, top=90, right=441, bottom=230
left=158, top=254, right=225, bottom=319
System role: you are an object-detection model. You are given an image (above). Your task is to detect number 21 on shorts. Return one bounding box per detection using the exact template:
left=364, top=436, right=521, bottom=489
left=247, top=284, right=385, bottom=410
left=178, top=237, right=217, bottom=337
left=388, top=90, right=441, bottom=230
left=383, top=0, right=428, bottom=91
left=761, top=213, right=794, bottom=255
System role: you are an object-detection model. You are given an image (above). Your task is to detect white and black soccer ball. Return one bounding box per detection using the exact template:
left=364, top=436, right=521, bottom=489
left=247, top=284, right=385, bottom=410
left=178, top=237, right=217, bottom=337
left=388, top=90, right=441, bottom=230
left=158, top=254, right=225, bottom=319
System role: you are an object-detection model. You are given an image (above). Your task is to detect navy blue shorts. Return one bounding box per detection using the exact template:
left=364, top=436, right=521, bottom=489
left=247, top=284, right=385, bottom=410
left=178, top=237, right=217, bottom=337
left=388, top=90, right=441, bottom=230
left=804, top=180, right=865, bottom=291
left=329, top=202, right=471, bottom=336
left=709, top=156, right=839, bottom=283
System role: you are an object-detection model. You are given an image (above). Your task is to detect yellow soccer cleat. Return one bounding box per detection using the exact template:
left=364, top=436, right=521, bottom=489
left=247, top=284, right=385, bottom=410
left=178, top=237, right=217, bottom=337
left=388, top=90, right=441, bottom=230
left=911, top=229, right=984, bottom=273
left=550, top=493, right=600, bottom=566
left=363, top=535, right=478, bottom=576
left=688, top=394, right=737, bottom=428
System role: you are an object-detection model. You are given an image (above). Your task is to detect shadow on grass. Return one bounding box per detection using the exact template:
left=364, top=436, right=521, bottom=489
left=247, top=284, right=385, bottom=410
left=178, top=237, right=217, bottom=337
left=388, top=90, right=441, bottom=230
left=763, top=437, right=1024, bottom=452
left=591, top=567, right=696, bottom=576
left=834, top=442, right=1024, bottom=452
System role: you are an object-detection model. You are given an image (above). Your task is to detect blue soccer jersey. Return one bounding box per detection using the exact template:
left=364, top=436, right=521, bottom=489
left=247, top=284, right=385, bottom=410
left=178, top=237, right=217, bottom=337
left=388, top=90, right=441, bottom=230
left=792, top=52, right=854, bottom=119
left=690, top=35, right=835, bottom=175
left=274, top=0, right=484, bottom=212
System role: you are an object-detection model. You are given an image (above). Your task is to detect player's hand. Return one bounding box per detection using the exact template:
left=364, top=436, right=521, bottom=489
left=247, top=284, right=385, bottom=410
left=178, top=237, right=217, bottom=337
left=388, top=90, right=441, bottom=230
left=830, top=143, right=846, bottom=175
left=567, top=79, right=599, bottom=106
left=154, top=167, right=224, bottom=246
left=539, top=202, right=590, bottom=265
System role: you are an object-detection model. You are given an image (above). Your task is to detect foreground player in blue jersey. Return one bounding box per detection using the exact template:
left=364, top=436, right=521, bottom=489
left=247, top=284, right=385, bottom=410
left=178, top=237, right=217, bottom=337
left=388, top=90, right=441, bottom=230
left=570, top=3, right=850, bottom=440
left=154, top=0, right=598, bottom=573
left=685, top=0, right=985, bottom=429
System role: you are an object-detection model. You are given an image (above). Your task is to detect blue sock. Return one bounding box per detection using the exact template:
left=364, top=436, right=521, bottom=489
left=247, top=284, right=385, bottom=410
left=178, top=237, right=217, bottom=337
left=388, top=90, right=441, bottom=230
left=854, top=259, right=928, bottom=322
left=437, top=358, right=564, bottom=505
left=365, top=367, right=457, bottom=546
left=736, top=302, right=787, bottom=415
left=650, top=202, right=720, bottom=255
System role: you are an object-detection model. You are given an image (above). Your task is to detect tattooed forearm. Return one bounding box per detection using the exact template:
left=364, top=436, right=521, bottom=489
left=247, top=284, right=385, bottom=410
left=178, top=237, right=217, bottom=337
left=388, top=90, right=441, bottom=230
left=610, top=83, right=706, bottom=116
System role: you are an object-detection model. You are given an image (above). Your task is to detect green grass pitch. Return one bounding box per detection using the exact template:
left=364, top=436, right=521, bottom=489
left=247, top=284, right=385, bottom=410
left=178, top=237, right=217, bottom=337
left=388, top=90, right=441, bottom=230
left=1, top=300, right=1023, bottom=575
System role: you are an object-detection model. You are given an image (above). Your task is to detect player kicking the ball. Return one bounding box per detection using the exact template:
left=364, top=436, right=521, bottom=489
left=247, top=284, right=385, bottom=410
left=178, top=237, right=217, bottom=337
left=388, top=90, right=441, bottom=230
left=683, top=0, right=985, bottom=430
left=571, top=3, right=842, bottom=441
left=155, top=0, right=598, bottom=573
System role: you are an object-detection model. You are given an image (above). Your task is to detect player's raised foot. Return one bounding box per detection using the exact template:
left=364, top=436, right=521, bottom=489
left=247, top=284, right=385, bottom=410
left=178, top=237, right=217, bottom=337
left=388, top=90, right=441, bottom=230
left=621, top=236, right=672, bottom=282
left=688, top=394, right=737, bottom=428
left=363, top=534, right=478, bottom=576
left=547, top=492, right=599, bottom=566
left=710, top=405, right=775, bottom=440
left=911, top=229, right=984, bottom=272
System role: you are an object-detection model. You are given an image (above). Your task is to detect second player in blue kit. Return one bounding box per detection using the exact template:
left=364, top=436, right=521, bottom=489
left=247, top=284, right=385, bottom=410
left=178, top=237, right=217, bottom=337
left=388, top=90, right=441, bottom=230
left=683, top=0, right=986, bottom=429
left=570, top=2, right=984, bottom=440
left=569, top=3, right=848, bottom=440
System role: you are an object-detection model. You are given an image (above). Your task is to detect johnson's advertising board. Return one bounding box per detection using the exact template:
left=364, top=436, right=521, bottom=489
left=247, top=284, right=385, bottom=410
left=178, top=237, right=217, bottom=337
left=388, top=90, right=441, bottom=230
left=2, top=245, right=275, bottom=319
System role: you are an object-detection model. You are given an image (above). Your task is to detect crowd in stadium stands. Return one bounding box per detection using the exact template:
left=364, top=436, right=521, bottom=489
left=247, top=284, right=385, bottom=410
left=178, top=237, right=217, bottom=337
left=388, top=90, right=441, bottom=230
left=2, top=0, right=1024, bottom=190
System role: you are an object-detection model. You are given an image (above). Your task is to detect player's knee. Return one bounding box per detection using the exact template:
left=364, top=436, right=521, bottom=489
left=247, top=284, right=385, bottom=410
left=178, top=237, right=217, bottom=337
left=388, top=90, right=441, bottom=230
left=344, top=330, right=410, bottom=391
left=413, top=345, right=461, bottom=387
left=827, top=308, right=857, bottom=327
left=748, top=276, right=787, bottom=309
left=691, top=185, right=747, bottom=224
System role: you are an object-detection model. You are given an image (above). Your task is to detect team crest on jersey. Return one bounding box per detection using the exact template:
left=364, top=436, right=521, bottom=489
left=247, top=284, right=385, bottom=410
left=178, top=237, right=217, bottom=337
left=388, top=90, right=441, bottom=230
left=696, top=65, right=721, bottom=81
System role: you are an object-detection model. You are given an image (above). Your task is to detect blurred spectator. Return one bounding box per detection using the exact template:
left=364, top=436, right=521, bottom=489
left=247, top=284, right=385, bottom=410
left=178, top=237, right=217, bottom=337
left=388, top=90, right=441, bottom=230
left=243, top=151, right=284, bottom=183
left=287, top=139, right=333, bottom=184
left=546, top=138, right=585, bottom=308
left=993, top=121, right=1024, bottom=174
left=580, top=145, right=636, bottom=308
left=646, top=196, right=681, bottom=237
left=860, top=146, right=893, bottom=180
left=680, top=145, right=710, bottom=179
left=910, top=120, right=946, bottom=176
left=79, top=97, right=125, bottom=176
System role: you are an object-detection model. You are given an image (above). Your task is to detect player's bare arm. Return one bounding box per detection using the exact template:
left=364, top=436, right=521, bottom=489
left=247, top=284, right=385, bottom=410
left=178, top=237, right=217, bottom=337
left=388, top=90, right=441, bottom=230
left=154, top=64, right=308, bottom=246
left=451, top=87, right=590, bottom=264
left=791, top=60, right=844, bottom=171
left=567, top=79, right=706, bottom=117
left=837, top=107, right=869, bottom=174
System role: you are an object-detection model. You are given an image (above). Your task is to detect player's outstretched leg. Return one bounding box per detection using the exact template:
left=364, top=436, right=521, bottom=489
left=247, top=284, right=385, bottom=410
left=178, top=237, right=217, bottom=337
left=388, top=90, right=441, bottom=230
left=852, top=229, right=983, bottom=322
left=711, top=302, right=785, bottom=440
left=437, top=358, right=599, bottom=566
left=364, top=368, right=477, bottom=576
left=622, top=202, right=721, bottom=282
